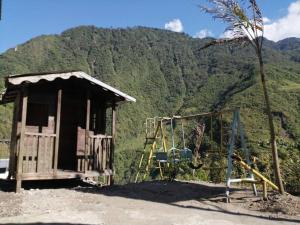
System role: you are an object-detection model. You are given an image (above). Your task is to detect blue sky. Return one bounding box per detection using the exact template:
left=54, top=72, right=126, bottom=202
left=0, top=0, right=299, bottom=53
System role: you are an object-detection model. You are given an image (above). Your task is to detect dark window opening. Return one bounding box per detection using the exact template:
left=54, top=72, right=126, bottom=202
left=26, top=103, right=49, bottom=127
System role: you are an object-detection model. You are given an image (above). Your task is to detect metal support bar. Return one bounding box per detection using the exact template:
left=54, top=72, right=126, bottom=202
left=226, top=109, right=258, bottom=202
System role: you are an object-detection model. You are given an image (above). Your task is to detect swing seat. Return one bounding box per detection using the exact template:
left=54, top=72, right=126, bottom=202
left=168, top=147, right=180, bottom=163
left=155, top=152, right=168, bottom=162
left=180, top=148, right=193, bottom=161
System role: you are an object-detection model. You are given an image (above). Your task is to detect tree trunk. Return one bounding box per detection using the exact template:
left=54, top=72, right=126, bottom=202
left=258, top=52, right=285, bottom=194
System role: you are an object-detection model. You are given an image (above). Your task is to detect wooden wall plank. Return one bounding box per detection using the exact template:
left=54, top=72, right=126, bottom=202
left=33, top=135, right=38, bottom=172
left=99, top=138, right=103, bottom=171
left=49, top=136, right=53, bottom=172
left=16, top=87, right=28, bottom=192
left=36, top=135, right=42, bottom=173
left=28, top=136, right=33, bottom=173
left=54, top=88, right=62, bottom=173
left=85, top=91, right=91, bottom=172
left=31, top=135, right=35, bottom=173
left=103, top=138, right=106, bottom=171
left=8, top=92, right=20, bottom=179
left=110, top=103, right=117, bottom=185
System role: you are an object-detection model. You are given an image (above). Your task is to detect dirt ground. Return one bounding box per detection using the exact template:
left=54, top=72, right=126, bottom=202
left=0, top=179, right=299, bottom=225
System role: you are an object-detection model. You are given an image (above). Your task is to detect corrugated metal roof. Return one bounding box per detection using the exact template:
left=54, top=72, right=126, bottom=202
left=4, top=71, right=136, bottom=102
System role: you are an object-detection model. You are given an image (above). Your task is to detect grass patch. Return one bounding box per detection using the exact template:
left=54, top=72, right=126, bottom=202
left=280, top=79, right=300, bottom=91
left=0, top=143, right=9, bottom=159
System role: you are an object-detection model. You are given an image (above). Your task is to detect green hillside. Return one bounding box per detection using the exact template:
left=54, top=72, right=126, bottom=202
left=0, top=26, right=299, bottom=192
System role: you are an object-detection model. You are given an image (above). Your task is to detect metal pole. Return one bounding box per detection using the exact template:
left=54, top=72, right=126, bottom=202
left=170, top=118, right=176, bottom=163
left=226, top=110, right=238, bottom=202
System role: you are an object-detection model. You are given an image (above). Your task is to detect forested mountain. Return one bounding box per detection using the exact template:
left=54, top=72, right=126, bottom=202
left=0, top=26, right=300, bottom=192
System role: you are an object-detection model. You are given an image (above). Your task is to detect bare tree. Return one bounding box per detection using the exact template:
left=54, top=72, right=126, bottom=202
left=200, top=0, right=284, bottom=194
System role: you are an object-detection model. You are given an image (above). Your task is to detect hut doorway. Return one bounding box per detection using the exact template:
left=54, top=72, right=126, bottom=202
left=58, top=92, right=80, bottom=171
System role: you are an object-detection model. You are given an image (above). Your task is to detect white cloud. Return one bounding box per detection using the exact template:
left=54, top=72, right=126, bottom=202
left=219, top=30, right=235, bottom=39
left=264, top=1, right=300, bottom=41
left=164, top=19, right=183, bottom=32
left=194, top=29, right=214, bottom=38
left=263, top=17, right=271, bottom=24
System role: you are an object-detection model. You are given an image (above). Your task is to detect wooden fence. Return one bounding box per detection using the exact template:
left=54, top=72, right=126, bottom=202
left=1, top=134, right=113, bottom=175
left=20, top=132, right=56, bottom=173
left=77, top=135, right=113, bottom=173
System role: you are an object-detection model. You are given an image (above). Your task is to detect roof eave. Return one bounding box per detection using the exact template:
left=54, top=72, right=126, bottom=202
left=5, top=71, right=136, bottom=103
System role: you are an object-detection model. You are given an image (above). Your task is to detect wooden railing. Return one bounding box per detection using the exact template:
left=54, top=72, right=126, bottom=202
left=17, top=132, right=112, bottom=175
left=20, top=132, right=56, bottom=173
left=77, top=135, right=113, bottom=173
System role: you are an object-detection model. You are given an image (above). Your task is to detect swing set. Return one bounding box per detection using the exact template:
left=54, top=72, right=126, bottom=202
left=135, top=109, right=229, bottom=182
left=155, top=117, right=193, bottom=164
left=135, top=108, right=279, bottom=202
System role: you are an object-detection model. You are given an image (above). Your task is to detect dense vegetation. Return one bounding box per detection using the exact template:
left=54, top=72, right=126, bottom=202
left=0, top=26, right=299, bottom=192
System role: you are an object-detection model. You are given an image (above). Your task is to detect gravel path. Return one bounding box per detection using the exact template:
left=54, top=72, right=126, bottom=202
left=0, top=180, right=299, bottom=225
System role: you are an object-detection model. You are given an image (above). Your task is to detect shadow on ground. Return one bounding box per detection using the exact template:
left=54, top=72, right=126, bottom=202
left=74, top=180, right=300, bottom=224
left=0, top=178, right=92, bottom=192
left=78, top=180, right=227, bottom=204
left=4, top=224, right=91, bottom=225
left=0, top=179, right=299, bottom=224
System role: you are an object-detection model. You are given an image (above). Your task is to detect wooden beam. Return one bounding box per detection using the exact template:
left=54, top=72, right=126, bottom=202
left=16, top=88, right=28, bottom=192
left=25, top=132, right=56, bottom=137
left=263, top=180, right=268, bottom=200
left=158, top=108, right=239, bottom=122
left=109, top=102, right=117, bottom=185
left=85, top=91, right=91, bottom=172
left=53, top=88, right=62, bottom=173
left=20, top=169, right=111, bottom=180
left=8, top=92, right=20, bottom=179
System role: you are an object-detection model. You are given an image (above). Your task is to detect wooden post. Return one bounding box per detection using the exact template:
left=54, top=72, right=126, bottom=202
left=109, top=102, right=116, bottom=185
left=53, top=88, right=62, bottom=174
left=16, top=88, right=28, bottom=192
left=220, top=114, right=223, bottom=153
left=210, top=115, right=213, bottom=152
left=263, top=180, right=268, bottom=200
left=85, top=91, right=91, bottom=172
left=8, top=92, right=20, bottom=179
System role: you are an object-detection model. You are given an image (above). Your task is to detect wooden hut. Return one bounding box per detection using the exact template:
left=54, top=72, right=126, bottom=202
left=0, top=71, right=136, bottom=192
